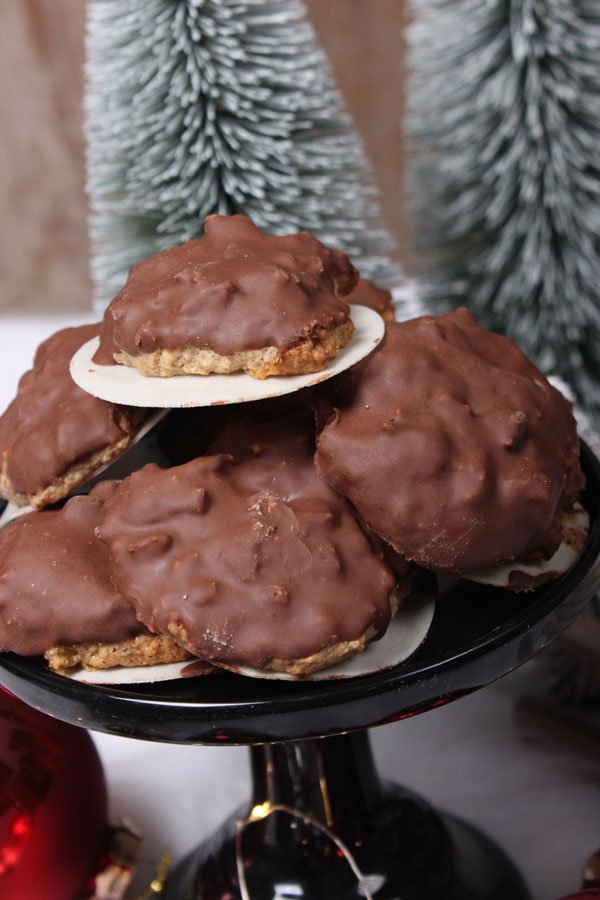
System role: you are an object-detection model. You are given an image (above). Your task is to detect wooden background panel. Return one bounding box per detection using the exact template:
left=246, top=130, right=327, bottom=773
left=0, top=0, right=407, bottom=313
left=306, top=0, right=408, bottom=264
left=0, top=0, right=90, bottom=312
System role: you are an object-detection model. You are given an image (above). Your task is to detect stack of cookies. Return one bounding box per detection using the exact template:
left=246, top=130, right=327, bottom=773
left=0, top=215, right=587, bottom=680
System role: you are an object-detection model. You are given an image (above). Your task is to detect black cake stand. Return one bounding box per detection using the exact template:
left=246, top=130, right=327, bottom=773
left=2, top=444, right=600, bottom=899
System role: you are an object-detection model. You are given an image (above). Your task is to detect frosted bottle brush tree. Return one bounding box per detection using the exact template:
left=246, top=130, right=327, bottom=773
left=85, top=0, right=402, bottom=311
left=407, top=0, right=600, bottom=419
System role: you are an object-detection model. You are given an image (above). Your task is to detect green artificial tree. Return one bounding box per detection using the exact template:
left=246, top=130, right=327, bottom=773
left=407, top=0, right=600, bottom=419
left=86, top=0, right=402, bottom=310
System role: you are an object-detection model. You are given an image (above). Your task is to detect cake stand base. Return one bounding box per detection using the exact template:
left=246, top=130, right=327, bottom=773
left=164, top=730, right=530, bottom=900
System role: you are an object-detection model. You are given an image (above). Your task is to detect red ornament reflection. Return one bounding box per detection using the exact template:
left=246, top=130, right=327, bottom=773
left=556, top=892, right=600, bottom=899
left=0, top=687, right=108, bottom=900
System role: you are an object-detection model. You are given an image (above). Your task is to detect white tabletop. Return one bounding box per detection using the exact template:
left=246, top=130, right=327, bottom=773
left=1, top=313, right=598, bottom=900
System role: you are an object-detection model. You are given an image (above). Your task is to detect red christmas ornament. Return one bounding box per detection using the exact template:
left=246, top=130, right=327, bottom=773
left=0, top=688, right=108, bottom=900
left=556, top=893, right=600, bottom=899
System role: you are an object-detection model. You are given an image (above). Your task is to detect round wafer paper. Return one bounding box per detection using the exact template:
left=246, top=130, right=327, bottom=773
left=61, top=581, right=436, bottom=685
left=69, top=306, right=384, bottom=408
left=467, top=504, right=588, bottom=590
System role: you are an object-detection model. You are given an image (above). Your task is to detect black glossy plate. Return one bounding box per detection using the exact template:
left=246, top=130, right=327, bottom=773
left=1, top=445, right=599, bottom=746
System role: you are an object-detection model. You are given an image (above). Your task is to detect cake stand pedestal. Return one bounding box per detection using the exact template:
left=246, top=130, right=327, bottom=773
left=1, top=446, right=600, bottom=899
left=165, top=730, right=530, bottom=899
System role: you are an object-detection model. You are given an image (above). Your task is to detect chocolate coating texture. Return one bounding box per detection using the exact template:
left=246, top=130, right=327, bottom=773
left=99, top=414, right=397, bottom=667
left=94, top=215, right=356, bottom=362
left=346, top=278, right=395, bottom=322
left=208, top=413, right=413, bottom=582
left=0, top=484, right=145, bottom=656
left=315, top=309, right=584, bottom=574
left=0, top=325, right=131, bottom=495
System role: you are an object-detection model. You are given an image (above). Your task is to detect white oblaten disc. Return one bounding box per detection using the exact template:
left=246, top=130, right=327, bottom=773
left=67, top=658, right=214, bottom=686
left=69, top=305, right=385, bottom=408
left=216, top=583, right=436, bottom=682
left=0, top=503, right=33, bottom=528
left=466, top=503, right=589, bottom=590
left=60, top=581, right=435, bottom=685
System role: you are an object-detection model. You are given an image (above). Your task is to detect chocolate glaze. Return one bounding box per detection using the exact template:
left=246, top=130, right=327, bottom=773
left=0, top=483, right=145, bottom=656
left=206, top=406, right=412, bottom=560
left=208, top=412, right=413, bottom=579
left=157, top=394, right=309, bottom=467
left=180, top=660, right=218, bottom=677
left=99, top=413, right=397, bottom=668
left=0, top=325, right=131, bottom=495
left=315, top=309, right=585, bottom=574
left=346, top=278, right=395, bottom=321
left=206, top=411, right=335, bottom=497
left=94, top=215, right=357, bottom=363
left=506, top=569, right=562, bottom=591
